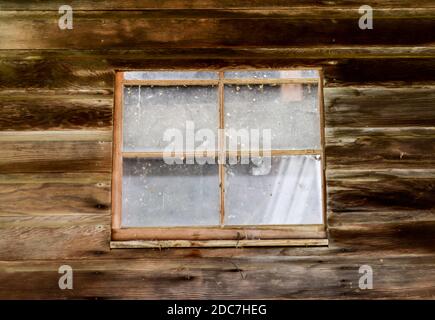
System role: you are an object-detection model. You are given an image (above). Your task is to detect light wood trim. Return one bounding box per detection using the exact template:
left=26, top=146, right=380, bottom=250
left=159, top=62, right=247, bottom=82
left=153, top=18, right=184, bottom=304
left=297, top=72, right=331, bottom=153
left=318, top=70, right=327, bottom=229
left=222, top=78, right=319, bottom=85
left=0, top=130, right=112, bottom=142
left=112, top=225, right=326, bottom=241
left=227, top=149, right=322, bottom=157
left=123, top=67, right=322, bottom=72
left=112, top=69, right=327, bottom=244
left=122, top=151, right=216, bottom=159
left=121, top=149, right=322, bottom=159
left=111, top=72, right=123, bottom=230
left=111, top=238, right=328, bottom=249
left=121, top=78, right=318, bottom=86
left=218, top=71, right=225, bottom=226
left=122, top=79, right=219, bottom=86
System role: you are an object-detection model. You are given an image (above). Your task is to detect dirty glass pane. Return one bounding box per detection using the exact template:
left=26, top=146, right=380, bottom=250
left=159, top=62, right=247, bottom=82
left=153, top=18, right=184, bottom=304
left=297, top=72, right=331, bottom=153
left=224, top=155, right=323, bottom=225
left=124, top=71, right=218, bottom=80
left=123, top=85, right=218, bottom=152
left=122, top=158, right=220, bottom=227
left=224, top=84, right=320, bottom=150
left=224, top=70, right=319, bottom=79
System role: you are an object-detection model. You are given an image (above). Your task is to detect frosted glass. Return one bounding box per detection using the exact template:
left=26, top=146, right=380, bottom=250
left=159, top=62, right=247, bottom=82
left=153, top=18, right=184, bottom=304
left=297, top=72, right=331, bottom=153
left=122, top=158, right=220, bottom=227
left=123, top=85, right=218, bottom=151
left=224, top=84, right=320, bottom=150
left=224, top=155, right=323, bottom=225
left=124, top=71, right=218, bottom=80
left=225, top=70, right=319, bottom=79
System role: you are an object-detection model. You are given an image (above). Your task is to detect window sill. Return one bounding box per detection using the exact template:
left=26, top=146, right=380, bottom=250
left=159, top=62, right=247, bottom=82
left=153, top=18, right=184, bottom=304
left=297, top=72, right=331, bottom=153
left=110, top=238, right=328, bottom=249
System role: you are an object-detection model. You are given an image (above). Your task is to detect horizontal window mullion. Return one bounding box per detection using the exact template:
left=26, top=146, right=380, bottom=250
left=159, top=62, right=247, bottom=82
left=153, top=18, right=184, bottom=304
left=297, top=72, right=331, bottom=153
left=122, top=150, right=322, bottom=158
left=227, top=149, right=322, bottom=157
left=122, top=149, right=323, bottom=158
left=222, top=78, right=319, bottom=85
left=122, top=151, right=218, bottom=159
left=122, top=79, right=220, bottom=86
left=122, top=79, right=319, bottom=86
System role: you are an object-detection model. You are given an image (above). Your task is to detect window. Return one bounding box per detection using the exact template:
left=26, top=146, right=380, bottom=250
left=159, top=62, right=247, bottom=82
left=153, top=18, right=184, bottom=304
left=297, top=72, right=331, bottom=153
left=111, top=69, right=327, bottom=248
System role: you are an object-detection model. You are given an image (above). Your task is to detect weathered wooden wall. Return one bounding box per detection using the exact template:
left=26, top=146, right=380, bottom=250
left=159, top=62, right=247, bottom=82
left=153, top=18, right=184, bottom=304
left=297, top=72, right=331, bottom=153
left=0, top=1, right=434, bottom=299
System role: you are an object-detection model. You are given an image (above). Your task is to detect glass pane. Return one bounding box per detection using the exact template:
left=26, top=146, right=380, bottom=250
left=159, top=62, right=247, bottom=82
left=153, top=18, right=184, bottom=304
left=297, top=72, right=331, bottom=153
left=224, top=155, right=323, bottom=225
left=224, top=84, right=320, bottom=150
left=224, top=70, right=319, bottom=79
left=124, top=71, right=218, bottom=80
left=123, top=85, right=218, bottom=152
left=122, top=158, right=220, bottom=227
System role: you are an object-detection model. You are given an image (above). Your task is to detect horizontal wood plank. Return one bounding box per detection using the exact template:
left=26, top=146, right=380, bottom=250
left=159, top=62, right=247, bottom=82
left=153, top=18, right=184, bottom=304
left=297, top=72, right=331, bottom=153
left=323, top=59, right=435, bottom=86
left=0, top=173, right=111, bottom=216
left=0, top=254, right=433, bottom=299
left=1, top=11, right=435, bottom=50
left=0, top=93, right=113, bottom=131
left=1, top=51, right=434, bottom=90
left=327, top=169, right=435, bottom=223
left=329, top=210, right=435, bottom=227
left=0, top=52, right=114, bottom=90
left=0, top=138, right=112, bottom=173
left=325, top=86, right=435, bottom=127
left=0, top=214, right=110, bottom=260
left=329, top=221, right=435, bottom=254
left=2, top=48, right=435, bottom=62
left=2, top=1, right=435, bottom=10
left=0, top=130, right=111, bottom=141
left=325, top=128, right=435, bottom=169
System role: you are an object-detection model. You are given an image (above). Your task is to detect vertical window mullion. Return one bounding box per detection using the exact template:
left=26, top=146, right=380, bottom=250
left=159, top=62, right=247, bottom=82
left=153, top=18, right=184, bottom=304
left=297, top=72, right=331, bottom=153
left=318, top=72, right=327, bottom=227
left=218, top=71, right=225, bottom=226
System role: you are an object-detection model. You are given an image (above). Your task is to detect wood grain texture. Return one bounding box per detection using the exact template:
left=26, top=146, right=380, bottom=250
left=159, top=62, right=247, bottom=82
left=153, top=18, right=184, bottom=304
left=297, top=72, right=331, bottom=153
left=327, top=169, right=435, bottom=227
left=326, top=128, right=435, bottom=169
left=0, top=52, right=114, bottom=90
left=0, top=131, right=112, bottom=173
left=1, top=52, right=434, bottom=92
left=2, top=0, right=435, bottom=10
left=0, top=214, right=110, bottom=260
left=323, top=59, right=435, bottom=86
left=1, top=10, right=435, bottom=50
left=3, top=47, right=435, bottom=63
left=325, top=86, right=435, bottom=127
left=0, top=173, right=111, bottom=216
left=113, top=226, right=326, bottom=241
left=0, top=93, right=113, bottom=131
left=0, top=0, right=434, bottom=299
left=111, top=72, right=122, bottom=230
left=111, top=239, right=329, bottom=248
left=329, top=221, right=435, bottom=254
left=0, top=50, right=435, bottom=97
left=0, top=254, right=433, bottom=299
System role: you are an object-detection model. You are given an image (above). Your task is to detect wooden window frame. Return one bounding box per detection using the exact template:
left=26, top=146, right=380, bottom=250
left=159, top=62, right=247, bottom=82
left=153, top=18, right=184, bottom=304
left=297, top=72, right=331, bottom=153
left=111, top=68, right=328, bottom=248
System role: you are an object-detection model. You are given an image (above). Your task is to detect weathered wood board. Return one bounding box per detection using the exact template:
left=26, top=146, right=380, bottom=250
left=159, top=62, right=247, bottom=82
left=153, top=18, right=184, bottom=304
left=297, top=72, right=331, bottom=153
left=0, top=1, right=434, bottom=299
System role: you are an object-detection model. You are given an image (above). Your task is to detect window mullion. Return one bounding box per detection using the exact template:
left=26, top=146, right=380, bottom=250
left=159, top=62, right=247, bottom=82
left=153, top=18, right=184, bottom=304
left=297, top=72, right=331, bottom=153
left=218, top=71, right=225, bottom=227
